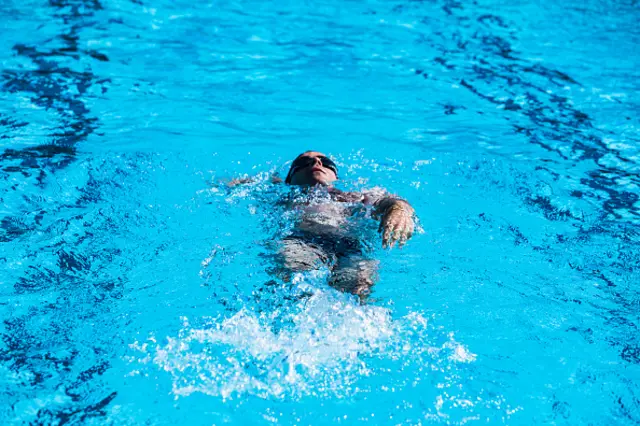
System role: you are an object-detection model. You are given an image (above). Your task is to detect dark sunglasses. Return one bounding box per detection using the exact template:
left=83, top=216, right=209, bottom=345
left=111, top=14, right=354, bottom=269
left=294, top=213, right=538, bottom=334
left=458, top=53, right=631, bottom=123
left=285, top=155, right=339, bottom=184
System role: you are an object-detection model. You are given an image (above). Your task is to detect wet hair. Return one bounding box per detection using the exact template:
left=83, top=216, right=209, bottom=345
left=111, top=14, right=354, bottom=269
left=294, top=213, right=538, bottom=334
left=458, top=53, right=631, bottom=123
left=285, top=151, right=316, bottom=184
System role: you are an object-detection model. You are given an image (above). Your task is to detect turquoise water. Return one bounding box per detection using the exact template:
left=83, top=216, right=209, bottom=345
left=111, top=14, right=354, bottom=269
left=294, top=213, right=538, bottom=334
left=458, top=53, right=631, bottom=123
left=1, top=0, right=639, bottom=424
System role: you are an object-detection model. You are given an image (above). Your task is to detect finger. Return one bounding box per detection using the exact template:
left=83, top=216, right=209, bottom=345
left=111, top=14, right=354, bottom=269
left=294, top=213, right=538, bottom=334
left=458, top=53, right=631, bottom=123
left=400, top=219, right=415, bottom=247
left=388, top=216, right=406, bottom=249
left=382, top=226, right=391, bottom=248
left=383, top=222, right=397, bottom=248
left=382, top=224, right=389, bottom=247
left=392, top=217, right=408, bottom=248
left=390, top=236, right=399, bottom=249
left=400, top=228, right=412, bottom=247
left=407, top=218, right=415, bottom=235
left=401, top=215, right=414, bottom=247
left=398, top=230, right=408, bottom=248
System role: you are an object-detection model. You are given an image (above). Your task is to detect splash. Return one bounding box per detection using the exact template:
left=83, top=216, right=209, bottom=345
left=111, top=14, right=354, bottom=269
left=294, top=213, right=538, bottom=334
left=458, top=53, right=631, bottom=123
left=128, top=272, right=478, bottom=403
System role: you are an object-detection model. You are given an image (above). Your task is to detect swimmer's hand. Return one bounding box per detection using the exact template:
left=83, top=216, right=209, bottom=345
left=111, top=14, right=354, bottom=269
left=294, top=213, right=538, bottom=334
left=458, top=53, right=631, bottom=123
left=226, top=177, right=254, bottom=187
left=374, top=199, right=415, bottom=249
left=225, top=175, right=282, bottom=188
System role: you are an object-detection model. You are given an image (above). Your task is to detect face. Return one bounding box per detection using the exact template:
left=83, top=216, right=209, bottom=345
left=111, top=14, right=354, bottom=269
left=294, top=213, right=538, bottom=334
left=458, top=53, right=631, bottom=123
left=287, top=151, right=338, bottom=186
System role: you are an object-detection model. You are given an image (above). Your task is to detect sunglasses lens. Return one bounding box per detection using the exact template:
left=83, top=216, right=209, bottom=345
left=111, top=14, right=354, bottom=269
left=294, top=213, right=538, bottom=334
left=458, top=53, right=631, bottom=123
left=292, top=157, right=313, bottom=169
left=287, top=156, right=339, bottom=182
left=320, top=157, right=338, bottom=174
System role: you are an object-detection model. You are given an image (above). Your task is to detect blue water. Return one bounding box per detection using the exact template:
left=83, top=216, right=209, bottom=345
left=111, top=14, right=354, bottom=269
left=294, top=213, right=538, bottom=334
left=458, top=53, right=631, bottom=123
left=1, top=0, right=639, bottom=424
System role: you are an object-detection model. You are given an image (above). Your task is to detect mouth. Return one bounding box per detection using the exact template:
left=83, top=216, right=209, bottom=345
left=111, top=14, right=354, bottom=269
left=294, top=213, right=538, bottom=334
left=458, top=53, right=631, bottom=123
left=311, top=166, right=325, bottom=173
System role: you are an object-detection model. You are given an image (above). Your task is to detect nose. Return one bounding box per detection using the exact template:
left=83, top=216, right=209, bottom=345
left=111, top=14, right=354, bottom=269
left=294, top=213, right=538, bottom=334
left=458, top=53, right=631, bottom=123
left=312, top=157, right=323, bottom=167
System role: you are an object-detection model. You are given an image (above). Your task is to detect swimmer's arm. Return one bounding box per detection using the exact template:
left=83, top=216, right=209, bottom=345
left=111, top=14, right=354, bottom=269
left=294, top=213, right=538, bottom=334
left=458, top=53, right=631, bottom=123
left=371, top=197, right=415, bottom=215
left=362, top=190, right=416, bottom=248
left=225, top=174, right=283, bottom=188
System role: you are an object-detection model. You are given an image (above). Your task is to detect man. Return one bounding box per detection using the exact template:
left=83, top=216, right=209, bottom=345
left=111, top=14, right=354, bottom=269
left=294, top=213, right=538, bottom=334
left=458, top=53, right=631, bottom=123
left=232, top=151, right=416, bottom=298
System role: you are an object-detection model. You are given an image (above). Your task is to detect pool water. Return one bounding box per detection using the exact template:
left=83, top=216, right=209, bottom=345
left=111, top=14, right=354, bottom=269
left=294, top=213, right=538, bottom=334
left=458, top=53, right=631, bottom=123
left=1, top=0, right=639, bottom=424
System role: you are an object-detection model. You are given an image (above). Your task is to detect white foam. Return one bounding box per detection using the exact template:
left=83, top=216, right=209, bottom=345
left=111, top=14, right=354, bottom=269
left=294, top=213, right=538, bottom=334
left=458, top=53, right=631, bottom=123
left=129, top=272, right=476, bottom=402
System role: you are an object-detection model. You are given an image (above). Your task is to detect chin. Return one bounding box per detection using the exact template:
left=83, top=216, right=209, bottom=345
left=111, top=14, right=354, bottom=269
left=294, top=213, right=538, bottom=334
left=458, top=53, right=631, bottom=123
left=311, top=173, right=334, bottom=185
left=304, top=178, right=328, bottom=186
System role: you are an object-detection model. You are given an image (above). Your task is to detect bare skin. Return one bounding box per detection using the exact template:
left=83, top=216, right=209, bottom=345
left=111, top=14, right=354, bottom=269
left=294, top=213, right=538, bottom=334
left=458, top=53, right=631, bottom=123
left=287, top=151, right=415, bottom=249
left=228, top=150, right=416, bottom=298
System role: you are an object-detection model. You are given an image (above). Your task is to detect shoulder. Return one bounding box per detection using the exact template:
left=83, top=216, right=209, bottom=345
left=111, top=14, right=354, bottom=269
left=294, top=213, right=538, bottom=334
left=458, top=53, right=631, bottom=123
left=328, top=186, right=390, bottom=204
left=360, top=186, right=390, bottom=205
left=328, top=187, right=364, bottom=203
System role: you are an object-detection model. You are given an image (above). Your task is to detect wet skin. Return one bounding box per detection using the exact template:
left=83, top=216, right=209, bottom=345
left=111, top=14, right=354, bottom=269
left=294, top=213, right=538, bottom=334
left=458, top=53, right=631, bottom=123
left=287, top=151, right=415, bottom=248
left=279, top=151, right=416, bottom=298
left=288, top=151, right=339, bottom=187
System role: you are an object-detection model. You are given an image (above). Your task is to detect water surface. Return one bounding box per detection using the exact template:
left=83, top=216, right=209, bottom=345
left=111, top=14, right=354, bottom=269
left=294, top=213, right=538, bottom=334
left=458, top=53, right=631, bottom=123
left=1, top=0, right=639, bottom=424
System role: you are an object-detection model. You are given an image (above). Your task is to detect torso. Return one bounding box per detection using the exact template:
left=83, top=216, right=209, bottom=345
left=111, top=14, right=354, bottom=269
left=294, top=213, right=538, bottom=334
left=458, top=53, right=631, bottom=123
left=289, top=186, right=364, bottom=239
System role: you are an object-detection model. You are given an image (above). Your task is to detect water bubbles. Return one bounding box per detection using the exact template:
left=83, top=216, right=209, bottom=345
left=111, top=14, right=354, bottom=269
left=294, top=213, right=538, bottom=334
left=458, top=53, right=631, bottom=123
left=126, top=268, right=497, bottom=424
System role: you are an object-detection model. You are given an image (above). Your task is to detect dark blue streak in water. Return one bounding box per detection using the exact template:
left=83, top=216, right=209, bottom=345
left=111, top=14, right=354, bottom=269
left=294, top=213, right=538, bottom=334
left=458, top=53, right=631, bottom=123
left=0, top=1, right=118, bottom=425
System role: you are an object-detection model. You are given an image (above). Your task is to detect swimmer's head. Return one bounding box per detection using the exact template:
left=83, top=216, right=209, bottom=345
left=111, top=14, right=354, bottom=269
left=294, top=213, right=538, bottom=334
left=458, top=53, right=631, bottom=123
left=285, top=151, right=338, bottom=186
